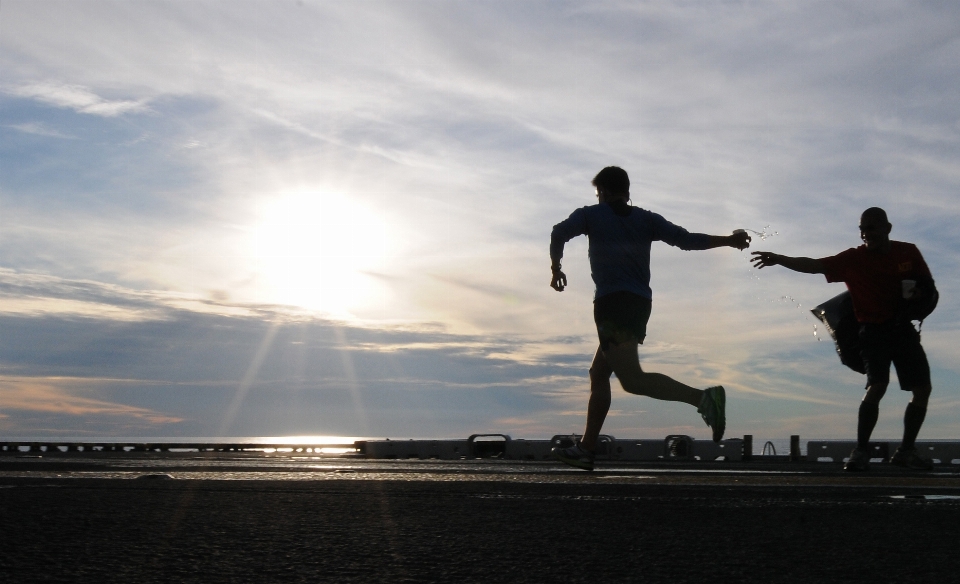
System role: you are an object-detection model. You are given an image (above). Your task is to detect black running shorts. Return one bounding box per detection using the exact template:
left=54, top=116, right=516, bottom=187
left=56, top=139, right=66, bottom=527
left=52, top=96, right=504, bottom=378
left=859, top=322, right=931, bottom=391
left=593, top=291, right=652, bottom=351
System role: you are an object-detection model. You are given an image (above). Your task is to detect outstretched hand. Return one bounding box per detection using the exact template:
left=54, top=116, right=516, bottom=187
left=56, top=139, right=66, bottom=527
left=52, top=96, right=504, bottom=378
left=731, top=230, right=752, bottom=250
left=750, top=251, right=780, bottom=269
left=550, top=267, right=567, bottom=291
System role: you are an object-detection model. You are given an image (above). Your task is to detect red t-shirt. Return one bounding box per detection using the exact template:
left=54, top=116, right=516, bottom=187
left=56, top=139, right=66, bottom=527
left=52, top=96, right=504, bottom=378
left=820, top=241, right=932, bottom=324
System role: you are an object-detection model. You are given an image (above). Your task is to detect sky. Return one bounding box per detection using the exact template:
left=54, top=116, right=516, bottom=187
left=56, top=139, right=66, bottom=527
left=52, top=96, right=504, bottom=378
left=2, top=1, right=960, bottom=442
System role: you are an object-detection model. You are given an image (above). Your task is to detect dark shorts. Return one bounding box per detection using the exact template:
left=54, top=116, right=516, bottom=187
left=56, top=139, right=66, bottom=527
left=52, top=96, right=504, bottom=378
left=859, top=322, right=931, bottom=391
left=593, top=291, right=652, bottom=351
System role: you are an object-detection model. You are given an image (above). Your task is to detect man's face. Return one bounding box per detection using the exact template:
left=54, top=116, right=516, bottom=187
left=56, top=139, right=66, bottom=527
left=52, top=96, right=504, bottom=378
left=595, top=187, right=626, bottom=203
left=859, top=215, right=891, bottom=250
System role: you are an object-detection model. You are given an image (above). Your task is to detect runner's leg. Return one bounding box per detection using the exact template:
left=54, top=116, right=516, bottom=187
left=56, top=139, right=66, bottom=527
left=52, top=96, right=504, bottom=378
left=580, top=346, right=612, bottom=452
left=602, top=340, right=702, bottom=406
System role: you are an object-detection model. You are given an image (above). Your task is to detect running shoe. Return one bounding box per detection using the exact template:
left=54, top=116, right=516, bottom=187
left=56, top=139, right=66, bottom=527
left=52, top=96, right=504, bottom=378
left=553, top=443, right=595, bottom=471
left=698, top=386, right=726, bottom=443
left=890, top=447, right=934, bottom=470
left=843, top=447, right=870, bottom=472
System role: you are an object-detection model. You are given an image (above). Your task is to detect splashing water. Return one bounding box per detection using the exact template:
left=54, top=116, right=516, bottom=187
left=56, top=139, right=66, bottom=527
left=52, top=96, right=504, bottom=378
left=741, top=227, right=820, bottom=343
left=769, top=296, right=823, bottom=343
left=779, top=295, right=802, bottom=310
left=743, top=225, right=779, bottom=241
left=739, top=225, right=779, bottom=283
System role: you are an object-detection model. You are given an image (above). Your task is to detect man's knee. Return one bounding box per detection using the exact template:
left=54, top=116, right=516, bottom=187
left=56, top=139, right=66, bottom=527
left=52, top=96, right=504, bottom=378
left=589, top=366, right=612, bottom=396
left=589, top=364, right=611, bottom=382
left=910, top=385, right=931, bottom=405
left=616, top=370, right=651, bottom=396
left=863, top=383, right=888, bottom=404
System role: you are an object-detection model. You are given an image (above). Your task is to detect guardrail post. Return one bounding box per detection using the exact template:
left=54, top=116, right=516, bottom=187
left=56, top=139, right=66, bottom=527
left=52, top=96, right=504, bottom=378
left=790, top=435, right=801, bottom=461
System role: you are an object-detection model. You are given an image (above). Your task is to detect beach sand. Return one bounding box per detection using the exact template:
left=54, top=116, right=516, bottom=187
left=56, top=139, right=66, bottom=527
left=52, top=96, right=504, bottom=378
left=3, top=473, right=960, bottom=583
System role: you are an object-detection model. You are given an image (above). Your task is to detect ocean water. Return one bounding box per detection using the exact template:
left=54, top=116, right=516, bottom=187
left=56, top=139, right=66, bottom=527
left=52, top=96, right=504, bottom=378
left=0, top=436, right=369, bottom=445
left=0, top=435, right=866, bottom=456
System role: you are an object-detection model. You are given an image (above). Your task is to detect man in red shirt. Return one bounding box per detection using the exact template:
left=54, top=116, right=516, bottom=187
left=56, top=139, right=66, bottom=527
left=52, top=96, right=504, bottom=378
left=751, top=208, right=935, bottom=471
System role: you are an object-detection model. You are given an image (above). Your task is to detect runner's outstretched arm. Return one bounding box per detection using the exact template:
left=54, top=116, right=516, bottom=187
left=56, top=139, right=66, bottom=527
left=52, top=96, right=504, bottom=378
left=669, top=229, right=751, bottom=251
left=750, top=252, right=825, bottom=274
left=703, top=232, right=751, bottom=250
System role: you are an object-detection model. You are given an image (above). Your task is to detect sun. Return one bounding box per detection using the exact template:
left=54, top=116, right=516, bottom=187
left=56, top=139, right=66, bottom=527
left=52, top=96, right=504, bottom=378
left=249, top=190, right=393, bottom=317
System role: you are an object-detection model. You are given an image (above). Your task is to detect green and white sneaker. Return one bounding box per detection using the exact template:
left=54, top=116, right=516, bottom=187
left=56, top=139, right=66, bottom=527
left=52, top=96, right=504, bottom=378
left=553, top=443, right=595, bottom=471
left=698, top=386, right=726, bottom=443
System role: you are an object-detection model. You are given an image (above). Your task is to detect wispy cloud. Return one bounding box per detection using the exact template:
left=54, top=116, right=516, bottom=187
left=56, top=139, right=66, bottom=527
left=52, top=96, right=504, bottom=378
left=6, top=122, right=75, bottom=138
left=0, top=376, right=183, bottom=424
left=8, top=82, right=149, bottom=116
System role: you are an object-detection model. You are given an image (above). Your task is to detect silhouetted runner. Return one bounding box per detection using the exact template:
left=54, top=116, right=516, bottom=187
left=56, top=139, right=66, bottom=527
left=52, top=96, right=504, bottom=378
left=751, top=207, right=937, bottom=471
left=549, top=166, right=751, bottom=470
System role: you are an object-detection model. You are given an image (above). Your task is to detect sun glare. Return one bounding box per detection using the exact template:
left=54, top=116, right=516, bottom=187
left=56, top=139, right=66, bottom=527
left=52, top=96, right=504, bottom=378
left=250, top=190, right=393, bottom=317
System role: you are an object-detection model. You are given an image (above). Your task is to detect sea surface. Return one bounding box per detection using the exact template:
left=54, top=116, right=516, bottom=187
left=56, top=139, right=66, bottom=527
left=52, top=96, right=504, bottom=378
left=0, top=434, right=879, bottom=456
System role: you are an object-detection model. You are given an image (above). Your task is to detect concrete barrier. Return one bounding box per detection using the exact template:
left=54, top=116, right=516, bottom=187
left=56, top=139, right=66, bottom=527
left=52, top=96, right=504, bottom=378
left=807, top=440, right=960, bottom=464
left=5, top=437, right=958, bottom=465
left=359, top=439, right=472, bottom=459
left=504, top=439, right=553, bottom=460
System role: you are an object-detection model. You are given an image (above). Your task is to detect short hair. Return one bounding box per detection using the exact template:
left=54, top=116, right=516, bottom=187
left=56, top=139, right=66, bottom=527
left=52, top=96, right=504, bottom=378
left=861, top=207, right=889, bottom=225
left=592, top=166, right=630, bottom=197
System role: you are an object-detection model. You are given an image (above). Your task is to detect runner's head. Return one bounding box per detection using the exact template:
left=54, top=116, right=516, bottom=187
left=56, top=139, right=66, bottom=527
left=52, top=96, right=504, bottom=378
left=592, top=166, right=630, bottom=202
left=859, top=207, right=891, bottom=251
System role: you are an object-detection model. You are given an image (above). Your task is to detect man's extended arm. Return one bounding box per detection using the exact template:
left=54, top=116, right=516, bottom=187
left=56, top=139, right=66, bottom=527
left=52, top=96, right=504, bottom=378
left=654, top=214, right=751, bottom=251
left=750, top=252, right=825, bottom=274
left=703, top=233, right=751, bottom=251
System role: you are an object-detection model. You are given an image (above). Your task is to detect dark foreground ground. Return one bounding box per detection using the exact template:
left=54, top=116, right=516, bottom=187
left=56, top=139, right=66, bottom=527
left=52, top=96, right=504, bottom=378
left=2, top=457, right=960, bottom=583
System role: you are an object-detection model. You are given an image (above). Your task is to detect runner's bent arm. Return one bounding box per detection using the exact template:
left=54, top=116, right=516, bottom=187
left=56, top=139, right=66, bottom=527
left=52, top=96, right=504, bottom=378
left=549, top=209, right=588, bottom=291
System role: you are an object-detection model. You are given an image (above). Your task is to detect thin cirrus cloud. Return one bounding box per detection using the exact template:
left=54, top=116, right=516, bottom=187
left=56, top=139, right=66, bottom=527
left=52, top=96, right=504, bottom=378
left=8, top=82, right=150, bottom=117
left=1, top=1, right=960, bottom=440
left=7, top=121, right=76, bottom=139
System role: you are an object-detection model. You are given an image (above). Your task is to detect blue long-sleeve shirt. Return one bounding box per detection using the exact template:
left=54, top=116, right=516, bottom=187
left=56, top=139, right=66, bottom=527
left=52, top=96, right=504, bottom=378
left=550, top=202, right=712, bottom=301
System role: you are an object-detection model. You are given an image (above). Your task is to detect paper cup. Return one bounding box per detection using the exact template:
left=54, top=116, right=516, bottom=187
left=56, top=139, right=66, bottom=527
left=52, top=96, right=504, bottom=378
left=902, top=280, right=916, bottom=299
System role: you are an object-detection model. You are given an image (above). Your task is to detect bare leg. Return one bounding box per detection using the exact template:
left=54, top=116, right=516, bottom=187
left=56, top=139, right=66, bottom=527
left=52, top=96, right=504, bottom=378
left=857, top=384, right=887, bottom=449
left=580, top=346, right=612, bottom=452
left=602, top=340, right=703, bottom=406
left=901, top=385, right=930, bottom=450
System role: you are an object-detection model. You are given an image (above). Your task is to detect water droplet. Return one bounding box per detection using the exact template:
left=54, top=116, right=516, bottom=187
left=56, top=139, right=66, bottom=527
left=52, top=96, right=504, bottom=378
left=744, top=225, right=779, bottom=242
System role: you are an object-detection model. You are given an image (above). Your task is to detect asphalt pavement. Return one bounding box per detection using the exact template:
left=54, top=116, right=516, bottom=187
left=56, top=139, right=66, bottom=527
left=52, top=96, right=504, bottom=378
left=2, top=453, right=958, bottom=583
